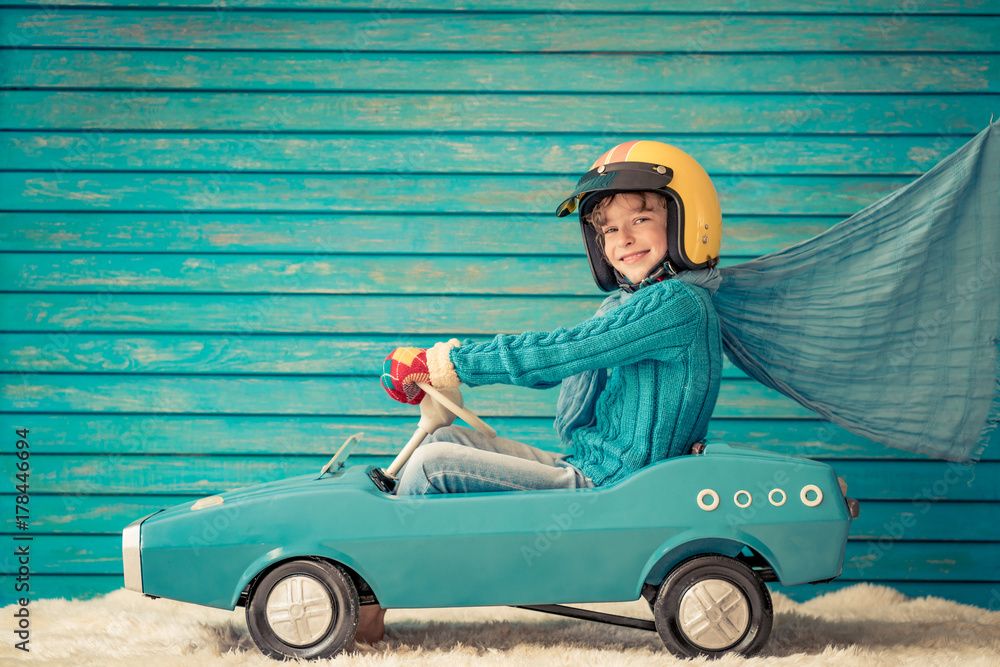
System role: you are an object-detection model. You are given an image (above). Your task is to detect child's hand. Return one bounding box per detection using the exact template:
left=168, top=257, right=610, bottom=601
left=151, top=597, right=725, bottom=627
left=381, top=347, right=431, bottom=404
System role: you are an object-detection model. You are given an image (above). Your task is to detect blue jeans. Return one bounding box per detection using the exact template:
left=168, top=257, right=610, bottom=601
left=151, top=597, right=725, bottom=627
left=394, top=425, right=594, bottom=496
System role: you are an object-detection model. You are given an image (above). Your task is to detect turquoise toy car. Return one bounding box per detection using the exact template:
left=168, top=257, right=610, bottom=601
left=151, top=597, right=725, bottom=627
left=122, top=384, right=858, bottom=660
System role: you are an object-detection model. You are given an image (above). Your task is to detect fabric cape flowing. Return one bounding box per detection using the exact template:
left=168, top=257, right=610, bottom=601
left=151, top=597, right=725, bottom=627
left=708, top=121, right=1000, bottom=462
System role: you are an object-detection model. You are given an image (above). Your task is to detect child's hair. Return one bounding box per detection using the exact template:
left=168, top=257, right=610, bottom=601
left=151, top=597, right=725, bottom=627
left=584, top=191, right=668, bottom=253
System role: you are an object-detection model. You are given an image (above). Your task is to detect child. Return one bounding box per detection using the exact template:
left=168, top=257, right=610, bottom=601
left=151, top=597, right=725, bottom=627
left=381, top=140, right=723, bottom=494
left=359, top=140, right=723, bottom=643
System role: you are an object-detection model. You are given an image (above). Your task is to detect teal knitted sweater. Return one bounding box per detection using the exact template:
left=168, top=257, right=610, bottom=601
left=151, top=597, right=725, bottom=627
left=448, top=279, right=723, bottom=486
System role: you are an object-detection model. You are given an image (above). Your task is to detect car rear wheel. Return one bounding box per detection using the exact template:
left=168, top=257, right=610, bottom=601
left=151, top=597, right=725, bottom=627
left=652, top=554, right=772, bottom=659
left=246, top=559, right=359, bottom=660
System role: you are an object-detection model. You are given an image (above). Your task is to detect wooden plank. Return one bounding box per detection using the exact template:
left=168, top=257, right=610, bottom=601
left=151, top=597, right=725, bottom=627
left=0, top=253, right=605, bottom=296
left=0, top=333, right=750, bottom=379
left=2, top=10, right=998, bottom=52
left=0, top=212, right=840, bottom=256
left=6, top=494, right=198, bottom=534
left=2, top=535, right=126, bottom=575
left=1, top=91, right=993, bottom=134
left=4, top=455, right=995, bottom=497
left=827, top=461, right=998, bottom=501
left=849, top=501, right=1000, bottom=542
left=7, top=0, right=1000, bottom=12
left=0, top=132, right=971, bottom=175
left=0, top=413, right=559, bottom=455
left=9, top=531, right=1000, bottom=580
left=842, top=541, right=1000, bottom=582
left=11, top=454, right=387, bottom=494
left=9, top=413, right=995, bottom=461
left=710, top=420, right=1000, bottom=462
left=0, top=334, right=756, bottom=377
left=774, top=581, right=1000, bottom=609
left=4, top=1, right=996, bottom=13
left=15, top=492, right=999, bottom=542
left=0, top=575, right=123, bottom=606
left=0, top=171, right=913, bottom=216
left=0, top=251, right=811, bottom=288
left=10, top=288, right=995, bottom=351
left=1, top=374, right=813, bottom=418
left=0, top=252, right=790, bottom=294
left=4, top=51, right=998, bottom=93
left=0, top=293, right=607, bottom=334
left=0, top=334, right=488, bottom=375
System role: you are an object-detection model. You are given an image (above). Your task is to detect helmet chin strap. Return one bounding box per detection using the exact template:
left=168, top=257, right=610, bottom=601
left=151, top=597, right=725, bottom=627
left=614, top=254, right=683, bottom=293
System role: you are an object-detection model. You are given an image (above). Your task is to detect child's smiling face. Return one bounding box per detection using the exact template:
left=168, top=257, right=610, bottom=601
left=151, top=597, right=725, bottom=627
left=598, top=194, right=669, bottom=284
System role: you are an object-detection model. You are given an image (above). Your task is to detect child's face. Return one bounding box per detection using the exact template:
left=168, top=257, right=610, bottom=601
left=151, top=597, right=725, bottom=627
left=599, top=195, right=669, bottom=283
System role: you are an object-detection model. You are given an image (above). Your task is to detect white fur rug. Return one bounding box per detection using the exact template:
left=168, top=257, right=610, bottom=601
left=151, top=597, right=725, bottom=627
left=3, top=585, right=999, bottom=666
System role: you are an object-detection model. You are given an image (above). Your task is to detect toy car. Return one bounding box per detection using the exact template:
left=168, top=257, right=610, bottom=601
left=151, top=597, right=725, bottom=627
left=122, top=383, right=858, bottom=659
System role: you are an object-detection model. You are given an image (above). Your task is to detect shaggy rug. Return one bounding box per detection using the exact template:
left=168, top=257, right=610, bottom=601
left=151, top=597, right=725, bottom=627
left=3, top=585, right=999, bottom=666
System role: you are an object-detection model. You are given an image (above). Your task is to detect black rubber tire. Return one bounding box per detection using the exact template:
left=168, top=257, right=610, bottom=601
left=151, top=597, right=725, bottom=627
left=653, top=554, right=773, bottom=659
left=245, top=559, right=359, bottom=660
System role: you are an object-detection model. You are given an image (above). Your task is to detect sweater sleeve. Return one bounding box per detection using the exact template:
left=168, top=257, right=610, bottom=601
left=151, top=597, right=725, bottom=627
left=445, top=281, right=705, bottom=389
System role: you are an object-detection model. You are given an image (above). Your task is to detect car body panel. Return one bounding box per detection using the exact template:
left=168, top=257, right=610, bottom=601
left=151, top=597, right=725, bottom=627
left=133, top=442, right=852, bottom=610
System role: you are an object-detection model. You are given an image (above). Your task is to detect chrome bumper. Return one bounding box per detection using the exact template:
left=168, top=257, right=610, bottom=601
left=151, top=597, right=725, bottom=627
left=122, top=512, right=158, bottom=593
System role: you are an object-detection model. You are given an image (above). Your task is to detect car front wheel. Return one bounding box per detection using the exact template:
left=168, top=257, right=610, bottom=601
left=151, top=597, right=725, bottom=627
left=246, top=559, right=359, bottom=660
left=652, top=554, right=772, bottom=658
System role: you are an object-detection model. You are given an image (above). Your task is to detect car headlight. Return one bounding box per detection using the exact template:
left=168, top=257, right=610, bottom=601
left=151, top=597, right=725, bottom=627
left=122, top=512, right=158, bottom=593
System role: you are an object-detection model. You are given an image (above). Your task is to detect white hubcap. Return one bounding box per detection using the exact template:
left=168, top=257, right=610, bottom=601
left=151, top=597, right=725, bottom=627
left=265, top=575, right=335, bottom=646
left=678, top=579, right=750, bottom=650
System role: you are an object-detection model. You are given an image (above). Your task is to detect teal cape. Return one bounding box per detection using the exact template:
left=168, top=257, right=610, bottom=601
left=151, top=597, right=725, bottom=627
left=706, top=121, right=999, bottom=462
left=559, top=122, right=999, bottom=462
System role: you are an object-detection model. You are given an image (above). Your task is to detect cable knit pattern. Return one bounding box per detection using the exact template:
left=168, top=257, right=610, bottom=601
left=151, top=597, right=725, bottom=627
left=427, top=339, right=461, bottom=387
left=449, top=280, right=723, bottom=486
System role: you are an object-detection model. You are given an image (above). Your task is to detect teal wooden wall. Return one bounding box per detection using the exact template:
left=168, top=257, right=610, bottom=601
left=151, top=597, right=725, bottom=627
left=1, top=1, right=998, bottom=608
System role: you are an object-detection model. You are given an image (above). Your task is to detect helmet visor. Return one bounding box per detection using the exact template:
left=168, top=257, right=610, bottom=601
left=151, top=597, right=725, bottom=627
left=555, top=162, right=674, bottom=217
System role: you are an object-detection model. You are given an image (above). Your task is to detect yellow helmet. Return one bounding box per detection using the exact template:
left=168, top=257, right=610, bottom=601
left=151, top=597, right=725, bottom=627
left=556, top=140, right=722, bottom=291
